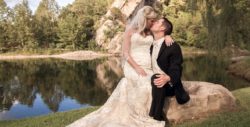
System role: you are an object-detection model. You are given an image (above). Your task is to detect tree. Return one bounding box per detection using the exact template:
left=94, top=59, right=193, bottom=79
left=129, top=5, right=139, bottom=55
left=0, top=0, right=8, bottom=21
left=234, top=0, right=250, bottom=50
left=57, top=7, right=95, bottom=49
left=0, top=0, right=11, bottom=51
left=57, top=9, right=79, bottom=49
left=162, top=0, right=250, bottom=51
left=12, top=0, right=37, bottom=49
left=34, top=0, right=59, bottom=48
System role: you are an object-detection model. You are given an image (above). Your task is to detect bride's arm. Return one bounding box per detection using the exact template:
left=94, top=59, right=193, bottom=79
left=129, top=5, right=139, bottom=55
left=122, top=29, right=147, bottom=76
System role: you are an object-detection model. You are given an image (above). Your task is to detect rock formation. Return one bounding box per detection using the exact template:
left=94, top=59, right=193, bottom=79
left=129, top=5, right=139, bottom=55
left=164, top=81, right=236, bottom=123
left=95, top=0, right=158, bottom=53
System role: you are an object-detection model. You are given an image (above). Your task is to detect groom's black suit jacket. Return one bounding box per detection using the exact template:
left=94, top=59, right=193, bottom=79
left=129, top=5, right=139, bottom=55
left=150, top=41, right=190, bottom=104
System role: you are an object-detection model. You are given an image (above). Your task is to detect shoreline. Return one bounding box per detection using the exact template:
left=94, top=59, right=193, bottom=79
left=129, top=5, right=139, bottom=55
left=0, top=48, right=207, bottom=60
left=0, top=51, right=116, bottom=60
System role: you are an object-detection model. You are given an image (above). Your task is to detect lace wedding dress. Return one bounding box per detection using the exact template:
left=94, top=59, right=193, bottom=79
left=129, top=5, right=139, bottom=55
left=67, top=33, right=165, bottom=127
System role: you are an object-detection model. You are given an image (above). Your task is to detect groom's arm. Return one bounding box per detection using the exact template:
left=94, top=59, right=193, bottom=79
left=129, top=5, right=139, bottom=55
left=167, top=43, right=183, bottom=86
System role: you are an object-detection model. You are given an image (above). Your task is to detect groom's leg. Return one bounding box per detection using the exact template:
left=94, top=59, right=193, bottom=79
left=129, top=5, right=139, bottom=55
left=149, top=74, right=167, bottom=121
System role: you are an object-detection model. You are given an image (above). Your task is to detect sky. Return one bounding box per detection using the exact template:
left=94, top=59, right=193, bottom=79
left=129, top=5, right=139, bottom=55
left=4, top=0, right=75, bottom=13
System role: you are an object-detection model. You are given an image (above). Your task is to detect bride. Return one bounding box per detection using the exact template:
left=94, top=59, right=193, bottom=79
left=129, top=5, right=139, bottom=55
left=67, top=6, right=173, bottom=127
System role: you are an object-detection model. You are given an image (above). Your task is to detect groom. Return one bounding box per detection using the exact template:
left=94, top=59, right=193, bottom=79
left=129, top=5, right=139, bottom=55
left=149, top=17, right=190, bottom=121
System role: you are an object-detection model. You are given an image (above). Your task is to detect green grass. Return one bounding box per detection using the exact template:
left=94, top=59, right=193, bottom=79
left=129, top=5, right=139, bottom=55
left=0, top=87, right=249, bottom=127
left=0, top=106, right=99, bottom=127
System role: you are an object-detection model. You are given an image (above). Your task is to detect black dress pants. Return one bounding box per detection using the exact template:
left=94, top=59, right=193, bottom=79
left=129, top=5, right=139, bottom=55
left=149, top=74, right=175, bottom=121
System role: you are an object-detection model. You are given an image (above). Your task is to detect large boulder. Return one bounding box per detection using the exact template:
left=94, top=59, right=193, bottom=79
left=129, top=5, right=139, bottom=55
left=164, top=81, right=237, bottom=123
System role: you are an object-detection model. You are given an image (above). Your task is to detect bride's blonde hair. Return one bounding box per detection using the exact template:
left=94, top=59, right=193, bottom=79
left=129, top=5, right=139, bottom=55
left=127, top=6, right=158, bottom=34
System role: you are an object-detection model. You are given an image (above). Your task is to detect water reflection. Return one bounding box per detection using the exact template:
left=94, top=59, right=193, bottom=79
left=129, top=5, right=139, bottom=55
left=0, top=58, right=124, bottom=120
left=0, top=55, right=249, bottom=120
left=182, top=55, right=250, bottom=90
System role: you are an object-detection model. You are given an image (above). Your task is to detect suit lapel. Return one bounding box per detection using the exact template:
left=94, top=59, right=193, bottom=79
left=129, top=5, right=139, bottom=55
left=157, top=41, right=166, bottom=60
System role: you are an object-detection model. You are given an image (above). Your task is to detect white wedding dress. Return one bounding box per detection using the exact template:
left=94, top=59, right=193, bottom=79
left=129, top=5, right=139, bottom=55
left=67, top=33, right=165, bottom=127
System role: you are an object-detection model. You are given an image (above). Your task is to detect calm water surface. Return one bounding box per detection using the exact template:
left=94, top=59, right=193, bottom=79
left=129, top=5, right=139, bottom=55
left=0, top=55, right=249, bottom=120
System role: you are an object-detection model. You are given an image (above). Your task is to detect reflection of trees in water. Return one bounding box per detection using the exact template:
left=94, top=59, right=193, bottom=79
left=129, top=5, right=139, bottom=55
left=0, top=56, right=248, bottom=113
left=0, top=75, right=36, bottom=112
left=0, top=85, right=14, bottom=111
left=96, top=57, right=123, bottom=95
left=182, top=55, right=250, bottom=90
left=0, top=58, right=124, bottom=112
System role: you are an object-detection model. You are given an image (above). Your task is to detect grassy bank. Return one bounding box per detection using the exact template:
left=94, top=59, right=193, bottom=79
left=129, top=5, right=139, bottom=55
left=0, top=87, right=249, bottom=127
left=0, top=107, right=99, bottom=127
left=228, top=58, right=250, bottom=81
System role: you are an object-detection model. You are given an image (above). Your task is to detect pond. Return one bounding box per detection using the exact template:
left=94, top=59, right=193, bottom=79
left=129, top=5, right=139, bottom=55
left=0, top=55, right=249, bottom=120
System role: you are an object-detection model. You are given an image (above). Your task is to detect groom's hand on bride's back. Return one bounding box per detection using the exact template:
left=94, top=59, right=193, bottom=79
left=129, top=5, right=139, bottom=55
left=154, top=74, right=171, bottom=88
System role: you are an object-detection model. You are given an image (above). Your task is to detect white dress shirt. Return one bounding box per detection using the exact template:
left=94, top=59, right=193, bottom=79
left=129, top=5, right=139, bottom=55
left=152, top=37, right=165, bottom=74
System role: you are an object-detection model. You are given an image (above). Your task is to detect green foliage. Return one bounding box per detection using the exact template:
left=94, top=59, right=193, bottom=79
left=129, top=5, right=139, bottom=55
left=57, top=8, right=95, bottom=50
left=57, top=10, right=79, bottom=49
left=34, top=0, right=59, bottom=48
left=0, top=0, right=8, bottom=21
left=162, top=3, right=208, bottom=48
left=161, top=0, right=250, bottom=51
left=12, top=0, right=38, bottom=49
left=0, top=0, right=113, bottom=52
left=1, top=0, right=249, bottom=53
left=233, top=0, right=250, bottom=50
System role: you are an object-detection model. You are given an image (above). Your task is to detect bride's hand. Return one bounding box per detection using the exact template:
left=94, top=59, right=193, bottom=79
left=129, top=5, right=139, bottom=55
left=135, top=67, right=147, bottom=77
left=164, top=35, right=174, bottom=46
